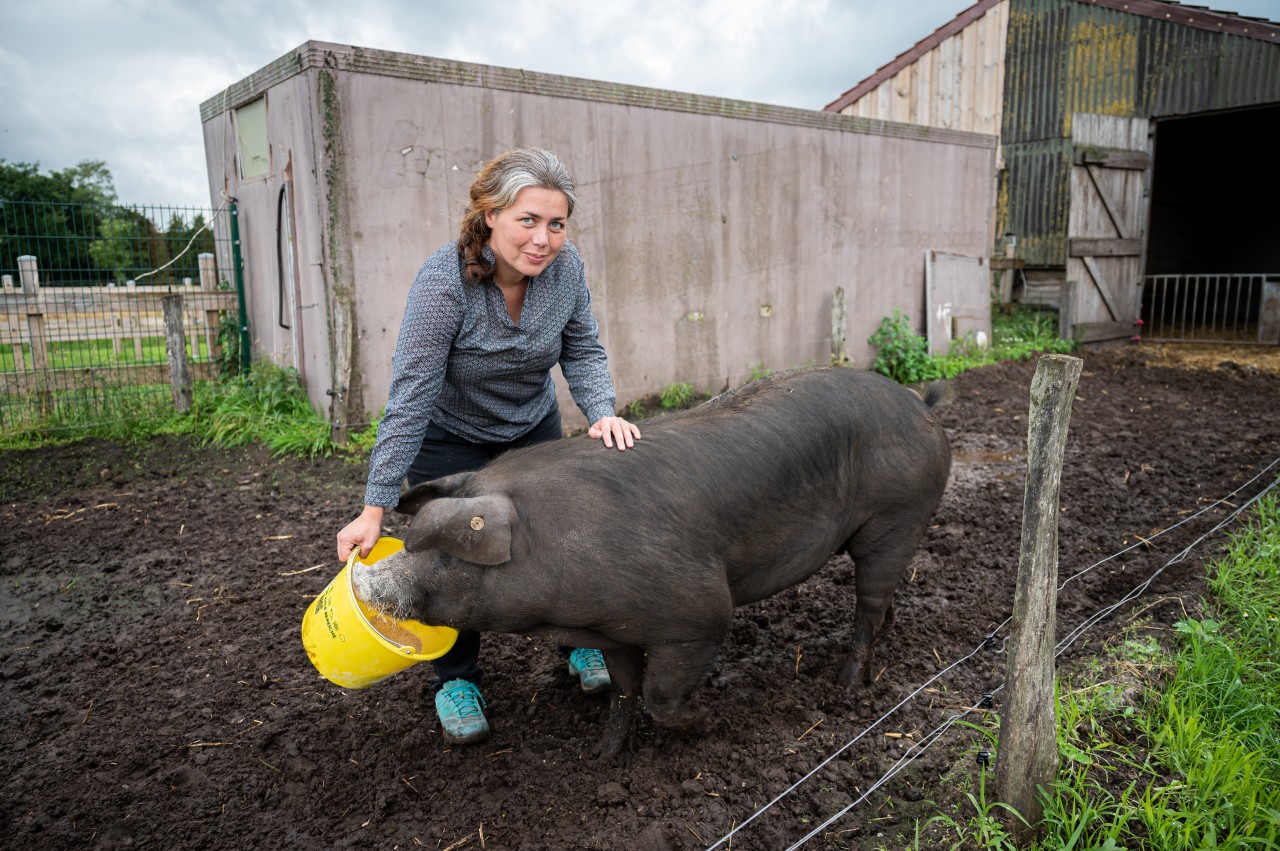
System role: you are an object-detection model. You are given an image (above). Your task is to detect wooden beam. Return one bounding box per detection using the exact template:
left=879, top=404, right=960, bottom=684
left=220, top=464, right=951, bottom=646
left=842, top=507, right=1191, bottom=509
left=0, top=360, right=220, bottom=396
left=1074, top=320, right=1137, bottom=344
left=1069, top=238, right=1143, bottom=257
left=1084, top=164, right=1132, bottom=240
left=1072, top=146, right=1150, bottom=170
left=1080, top=256, right=1123, bottom=322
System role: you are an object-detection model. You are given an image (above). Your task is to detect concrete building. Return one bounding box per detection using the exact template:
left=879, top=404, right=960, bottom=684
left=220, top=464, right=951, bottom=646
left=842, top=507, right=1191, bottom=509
left=201, top=42, right=996, bottom=434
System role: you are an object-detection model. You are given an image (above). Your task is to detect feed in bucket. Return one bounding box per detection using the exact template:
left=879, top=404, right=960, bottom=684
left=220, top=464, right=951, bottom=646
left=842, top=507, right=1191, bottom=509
left=301, top=537, right=458, bottom=689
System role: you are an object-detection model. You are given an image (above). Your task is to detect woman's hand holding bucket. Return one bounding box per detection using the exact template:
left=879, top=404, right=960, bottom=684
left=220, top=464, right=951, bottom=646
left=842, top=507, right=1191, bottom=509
left=337, top=505, right=384, bottom=561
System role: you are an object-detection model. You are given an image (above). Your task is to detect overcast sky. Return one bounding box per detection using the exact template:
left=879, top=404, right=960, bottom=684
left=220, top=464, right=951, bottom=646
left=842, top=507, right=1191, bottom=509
left=2, top=0, right=1277, bottom=210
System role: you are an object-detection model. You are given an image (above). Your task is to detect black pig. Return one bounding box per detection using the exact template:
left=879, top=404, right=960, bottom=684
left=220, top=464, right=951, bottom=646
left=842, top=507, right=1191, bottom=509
left=354, top=366, right=951, bottom=757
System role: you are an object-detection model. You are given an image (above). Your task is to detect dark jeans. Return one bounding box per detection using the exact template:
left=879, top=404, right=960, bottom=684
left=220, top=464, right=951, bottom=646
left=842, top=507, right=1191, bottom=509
left=404, top=405, right=562, bottom=690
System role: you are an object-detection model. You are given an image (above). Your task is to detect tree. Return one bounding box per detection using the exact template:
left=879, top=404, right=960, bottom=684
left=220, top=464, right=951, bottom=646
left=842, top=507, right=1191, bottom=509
left=0, top=159, right=119, bottom=283
left=0, top=159, right=116, bottom=205
left=1, top=160, right=212, bottom=287
left=54, top=160, right=117, bottom=206
left=87, top=216, right=136, bottom=282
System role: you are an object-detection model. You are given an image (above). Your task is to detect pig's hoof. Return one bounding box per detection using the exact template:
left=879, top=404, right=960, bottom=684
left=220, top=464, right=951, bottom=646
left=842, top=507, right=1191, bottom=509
left=668, top=708, right=710, bottom=736
left=597, top=726, right=632, bottom=762
left=839, top=659, right=870, bottom=691
left=598, top=694, right=636, bottom=762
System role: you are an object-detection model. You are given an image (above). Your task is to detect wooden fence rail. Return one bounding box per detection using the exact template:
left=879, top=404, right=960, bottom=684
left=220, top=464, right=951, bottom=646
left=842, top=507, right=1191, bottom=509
left=0, top=254, right=236, bottom=397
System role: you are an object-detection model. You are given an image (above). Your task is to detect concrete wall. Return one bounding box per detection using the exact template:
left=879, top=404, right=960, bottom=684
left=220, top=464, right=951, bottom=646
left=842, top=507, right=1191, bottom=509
left=202, top=42, right=996, bottom=431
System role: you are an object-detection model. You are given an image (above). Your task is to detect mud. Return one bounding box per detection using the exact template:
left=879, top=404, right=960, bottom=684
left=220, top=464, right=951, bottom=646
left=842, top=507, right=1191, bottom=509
left=2, top=346, right=1278, bottom=850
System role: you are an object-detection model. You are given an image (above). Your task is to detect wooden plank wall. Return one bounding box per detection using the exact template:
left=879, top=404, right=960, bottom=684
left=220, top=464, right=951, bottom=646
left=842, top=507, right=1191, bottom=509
left=839, top=0, right=1009, bottom=137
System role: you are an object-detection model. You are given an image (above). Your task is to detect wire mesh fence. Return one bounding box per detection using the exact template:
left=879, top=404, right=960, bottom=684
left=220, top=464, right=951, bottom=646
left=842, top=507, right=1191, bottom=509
left=0, top=201, right=239, bottom=433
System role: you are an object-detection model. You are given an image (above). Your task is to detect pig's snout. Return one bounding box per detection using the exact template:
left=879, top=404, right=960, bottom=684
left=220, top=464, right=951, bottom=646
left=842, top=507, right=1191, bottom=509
left=351, top=552, right=418, bottom=621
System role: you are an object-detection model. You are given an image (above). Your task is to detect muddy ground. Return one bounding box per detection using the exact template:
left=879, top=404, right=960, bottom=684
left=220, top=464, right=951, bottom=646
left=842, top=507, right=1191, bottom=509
left=2, top=344, right=1279, bottom=850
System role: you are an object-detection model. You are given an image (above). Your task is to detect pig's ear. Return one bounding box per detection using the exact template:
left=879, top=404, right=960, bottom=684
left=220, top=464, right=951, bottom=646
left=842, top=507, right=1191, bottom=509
left=403, top=494, right=515, bottom=565
left=394, top=472, right=473, bottom=516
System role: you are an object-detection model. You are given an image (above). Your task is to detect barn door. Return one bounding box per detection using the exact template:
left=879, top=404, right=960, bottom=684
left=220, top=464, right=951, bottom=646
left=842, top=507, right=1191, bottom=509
left=1064, top=114, right=1151, bottom=344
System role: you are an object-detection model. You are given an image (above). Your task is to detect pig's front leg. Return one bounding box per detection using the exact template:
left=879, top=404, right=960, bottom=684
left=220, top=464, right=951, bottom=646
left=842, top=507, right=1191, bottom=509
left=598, top=646, right=644, bottom=761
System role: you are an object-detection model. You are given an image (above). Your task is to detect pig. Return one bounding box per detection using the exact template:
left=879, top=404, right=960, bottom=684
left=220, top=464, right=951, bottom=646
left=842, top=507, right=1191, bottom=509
left=354, top=366, right=951, bottom=758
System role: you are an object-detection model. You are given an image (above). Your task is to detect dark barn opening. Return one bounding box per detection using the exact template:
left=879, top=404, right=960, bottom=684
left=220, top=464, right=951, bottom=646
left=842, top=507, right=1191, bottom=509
left=1143, top=104, right=1280, bottom=343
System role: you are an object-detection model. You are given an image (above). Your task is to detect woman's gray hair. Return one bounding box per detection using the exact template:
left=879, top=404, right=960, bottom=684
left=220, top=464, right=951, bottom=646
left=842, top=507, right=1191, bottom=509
left=458, top=148, right=578, bottom=282
left=485, top=148, right=577, bottom=217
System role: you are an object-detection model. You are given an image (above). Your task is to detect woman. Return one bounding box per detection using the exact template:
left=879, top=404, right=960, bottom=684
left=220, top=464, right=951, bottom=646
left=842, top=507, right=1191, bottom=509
left=336, top=147, right=640, bottom=745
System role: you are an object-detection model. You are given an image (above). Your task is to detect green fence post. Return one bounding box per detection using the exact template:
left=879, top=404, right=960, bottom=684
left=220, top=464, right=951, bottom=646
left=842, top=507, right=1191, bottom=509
left=229, top=201, right=251, bottom=374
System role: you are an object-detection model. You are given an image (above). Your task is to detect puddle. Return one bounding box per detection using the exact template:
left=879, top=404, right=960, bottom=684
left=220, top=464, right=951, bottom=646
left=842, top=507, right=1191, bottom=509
left=952, top=449, right=1022, bottom=465
left=952, top=449, right=1023, bottom=481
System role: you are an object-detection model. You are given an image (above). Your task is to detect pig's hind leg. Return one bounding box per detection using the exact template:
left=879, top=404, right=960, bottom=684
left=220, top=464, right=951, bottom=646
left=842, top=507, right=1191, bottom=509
left=640, top=638, right=723, bottom=735
left=839, top=518, right=929, bottom=688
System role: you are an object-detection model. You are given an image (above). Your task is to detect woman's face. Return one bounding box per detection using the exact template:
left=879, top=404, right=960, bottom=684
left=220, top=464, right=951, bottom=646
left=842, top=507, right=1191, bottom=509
left=485, top=186, right=569, bottom=286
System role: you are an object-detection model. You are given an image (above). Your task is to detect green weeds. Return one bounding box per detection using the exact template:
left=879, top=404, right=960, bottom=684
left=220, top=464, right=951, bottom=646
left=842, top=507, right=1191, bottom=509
left=659, top=381, right=696, bottom=410
left=0, top=360, right=353, bottom=457
left=194, top=362, right=334, bottom=456
left=869, top=305, right=1075, bottom=385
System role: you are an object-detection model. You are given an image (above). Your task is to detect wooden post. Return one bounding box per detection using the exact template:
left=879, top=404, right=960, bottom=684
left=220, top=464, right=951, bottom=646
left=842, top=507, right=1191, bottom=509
left=198, top=253, right=222, bottom=363
left=2, top=273, right=26, bottom=372
left=831, top=286, right=848, bottom=365
left=17, top=256, right=50, bottom=411
left=123, top=279, right=144, bottom=361
left=1058, top=280, right=1077, bottom=341
left=162, top=295, right=193, bottom=413
left=993, top=353, right=1083, bottom=842
left=18, top=255, right=46, bottom=368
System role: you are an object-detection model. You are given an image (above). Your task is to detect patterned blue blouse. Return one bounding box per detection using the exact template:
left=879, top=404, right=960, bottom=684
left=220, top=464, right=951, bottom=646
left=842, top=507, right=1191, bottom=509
left=363, top=240, right=617, bottom=507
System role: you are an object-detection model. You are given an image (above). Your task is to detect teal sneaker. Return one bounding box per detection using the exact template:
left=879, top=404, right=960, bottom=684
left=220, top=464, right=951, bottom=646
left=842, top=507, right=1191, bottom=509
left=567, top=648, right=612, bottom=694
left=434, top=679, right=489, bottom=744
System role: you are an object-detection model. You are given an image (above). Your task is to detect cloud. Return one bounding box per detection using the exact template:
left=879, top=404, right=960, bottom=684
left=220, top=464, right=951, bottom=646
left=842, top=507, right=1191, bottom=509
left=3, top=0, right=1276, bottom=208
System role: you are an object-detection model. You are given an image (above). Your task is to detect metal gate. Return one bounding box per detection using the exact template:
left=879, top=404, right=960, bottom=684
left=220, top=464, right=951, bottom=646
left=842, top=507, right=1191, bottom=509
left=1140, top=273, right=1280, bottom=344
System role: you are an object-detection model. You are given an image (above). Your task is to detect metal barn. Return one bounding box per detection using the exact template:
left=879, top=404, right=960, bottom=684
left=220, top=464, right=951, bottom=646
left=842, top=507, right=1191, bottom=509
left=827, top=0, right=1280, bottom=345
left=201, top=43, right=996, bottom=437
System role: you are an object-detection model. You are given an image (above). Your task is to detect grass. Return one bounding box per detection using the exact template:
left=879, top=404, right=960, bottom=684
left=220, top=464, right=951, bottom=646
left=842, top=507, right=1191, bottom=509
left=913, top=491, right=1280, bottom=850
left=0, top=333, right=217, bottom=371
left=0, top=359, right=378, bottom=456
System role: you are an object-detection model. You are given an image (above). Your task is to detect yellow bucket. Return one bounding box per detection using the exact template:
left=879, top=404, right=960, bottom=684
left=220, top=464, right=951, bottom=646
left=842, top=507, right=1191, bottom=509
left=301, top=536, right=458, bottom=689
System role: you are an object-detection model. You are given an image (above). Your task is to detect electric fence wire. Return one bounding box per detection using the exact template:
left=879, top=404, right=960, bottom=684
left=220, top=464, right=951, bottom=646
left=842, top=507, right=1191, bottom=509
left=1055, top=458, right=1280, bottom=656
left=703, top=640, right=991, bottom=850
left=781, top=698, right=989, bottom=851
left=705, top=457, right=1280, bottom=851
left=133, top=193, right=231, bottom=283
left=931, top=455, right=1280, bottom=664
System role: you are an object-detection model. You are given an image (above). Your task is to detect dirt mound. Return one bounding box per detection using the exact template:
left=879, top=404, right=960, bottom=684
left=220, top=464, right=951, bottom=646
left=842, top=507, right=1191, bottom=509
left=3, top=346, right=1278, bottom=849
